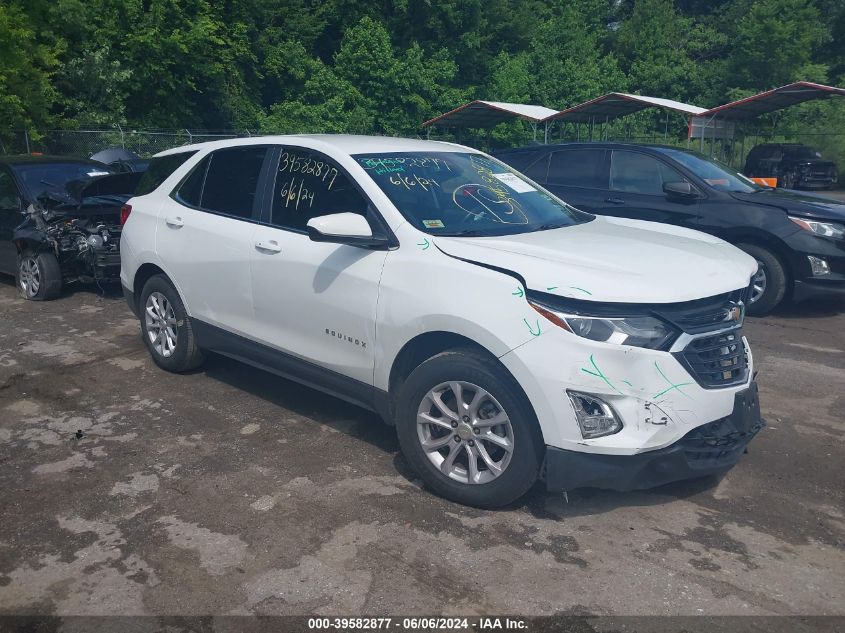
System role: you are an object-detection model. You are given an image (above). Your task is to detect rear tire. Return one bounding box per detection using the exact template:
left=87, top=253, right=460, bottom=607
left=139, top=274, right=205, bottom=372
left=737, top=243, right=787, bottom=316
left=394, top=348, right=542, bottom=508
left=16, top=250, right=62, bottom=301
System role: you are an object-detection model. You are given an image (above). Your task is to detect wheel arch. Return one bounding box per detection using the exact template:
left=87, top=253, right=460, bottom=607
left=386, top=331, right=540, bottom=435
left=132, top=263, right=188, bottom=315
left=719, top=228, right=795, bottom=286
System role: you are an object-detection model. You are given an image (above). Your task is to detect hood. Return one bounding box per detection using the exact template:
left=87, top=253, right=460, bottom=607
left=37, top=173, right=139, bottom=217
left=72, top=172, right=142, bottom=200
left=433, top=216, right=757, bottom=304
left=730, top=189, right=845, bottom=222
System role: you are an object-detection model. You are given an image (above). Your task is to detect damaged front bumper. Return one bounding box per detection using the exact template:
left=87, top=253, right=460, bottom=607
left=544, top=382, right=764, bottom=492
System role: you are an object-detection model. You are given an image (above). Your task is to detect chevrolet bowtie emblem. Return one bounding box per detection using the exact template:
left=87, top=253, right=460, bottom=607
left=725, top=304, right=743, bottom=322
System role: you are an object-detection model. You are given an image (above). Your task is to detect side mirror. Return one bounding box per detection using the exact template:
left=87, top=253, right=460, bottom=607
left=663, top=181, right=697, bottom=198
left=306, top=213, right=389, bottom=249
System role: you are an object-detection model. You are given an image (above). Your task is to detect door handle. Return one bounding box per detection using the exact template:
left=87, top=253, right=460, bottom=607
left=165, top=216, right=184, bottom=228
left=604, top=197, right=625, bottom=204
left=255, top=240, right=281, bottom=253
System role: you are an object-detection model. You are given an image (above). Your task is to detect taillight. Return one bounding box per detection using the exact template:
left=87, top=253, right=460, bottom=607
left=120, top=204, right=132, bottom=226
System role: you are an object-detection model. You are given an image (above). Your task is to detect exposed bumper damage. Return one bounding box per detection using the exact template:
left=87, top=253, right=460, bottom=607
left=544, top=382, right=764, bottom=492
left=16, top=206, right=122, bottom=283
left=14, top=173, right=134, bottom=285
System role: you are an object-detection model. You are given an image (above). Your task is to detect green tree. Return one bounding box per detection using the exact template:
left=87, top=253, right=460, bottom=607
left=615, top=0, right=725, bottom=104
left=727, top=0, right=828, bottom=91
left=0, top=2, right=58, bottom=134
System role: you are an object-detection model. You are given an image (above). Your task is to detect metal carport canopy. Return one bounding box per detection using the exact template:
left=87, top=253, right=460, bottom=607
left=422, top=100, right=559, bottom=128
left=543, top=92, right=707, bottom=123
left=697, top=81, right=845, bottom=120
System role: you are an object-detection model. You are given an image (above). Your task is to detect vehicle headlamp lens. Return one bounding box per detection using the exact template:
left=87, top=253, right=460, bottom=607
left=529, top=300, right=677, bottom=350
left=789, top=216, right=845, bottom=240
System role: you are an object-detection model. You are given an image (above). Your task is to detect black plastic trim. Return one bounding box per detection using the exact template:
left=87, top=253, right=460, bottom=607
left=192, top=319, right=391, bottom=422
left=544, top=383, right=764, bottom=492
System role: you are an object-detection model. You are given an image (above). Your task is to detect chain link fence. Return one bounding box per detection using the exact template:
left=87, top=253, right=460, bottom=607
left=0, top=128, right=252, bottom=158
left=3, top=127, right=843, bottom=187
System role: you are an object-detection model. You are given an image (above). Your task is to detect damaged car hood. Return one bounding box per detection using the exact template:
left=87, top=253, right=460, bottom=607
left=38, top=172, right=139, bottom=217
left=433, top=216, right=757, bottom=303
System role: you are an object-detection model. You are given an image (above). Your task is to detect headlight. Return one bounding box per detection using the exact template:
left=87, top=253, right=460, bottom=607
left=789, top=216, right=845, bottom=240
left=528, top=298, right=678, bottom=350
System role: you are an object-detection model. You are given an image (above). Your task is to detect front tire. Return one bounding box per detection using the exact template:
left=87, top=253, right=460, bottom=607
left=737, top=243, right=787, bottom=316
left=139, top=274, right=205, bottom=372
left=395, top=349, right=542, bottom=508
left=16, top=250, right=62, bottom=301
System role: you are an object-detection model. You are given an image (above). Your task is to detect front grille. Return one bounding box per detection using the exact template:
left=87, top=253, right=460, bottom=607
left=655, top=289, right=747, bottom=335
left=674, top=327, right=748, bottom=388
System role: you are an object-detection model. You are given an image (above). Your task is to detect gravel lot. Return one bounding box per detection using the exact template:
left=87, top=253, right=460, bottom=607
left=0, top=276, right=843, bottom=617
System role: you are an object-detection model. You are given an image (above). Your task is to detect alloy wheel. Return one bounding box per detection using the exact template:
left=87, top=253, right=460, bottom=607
left=19, top=257, right=40, bottom=298
left=749, top=262, right=767, bottom=304
left=145, top=291, right=178, bottom=357
left=416, top=381, right=514, bottom=485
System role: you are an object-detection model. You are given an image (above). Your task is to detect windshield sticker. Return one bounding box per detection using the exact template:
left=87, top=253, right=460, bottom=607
left=422, top=219, right=445, bottom=229
left=492, top=172, right=536, bottom=194
left=86, top=171, right=111, bottom=177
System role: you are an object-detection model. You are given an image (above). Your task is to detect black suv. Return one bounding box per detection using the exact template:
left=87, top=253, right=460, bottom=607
left=495, top=143, right=845, bottom=314
left=744, top=143, right=838, bottom=190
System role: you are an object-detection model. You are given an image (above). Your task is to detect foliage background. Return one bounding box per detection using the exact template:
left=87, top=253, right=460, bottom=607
left=1, top=0, right=844, bottom=159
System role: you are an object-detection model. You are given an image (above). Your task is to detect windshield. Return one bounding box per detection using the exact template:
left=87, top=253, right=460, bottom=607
left=657, top=148, right=763, bottom=193
left=353, top=152, right=592, bottom=236
left=14, top=162, right=115, bottom=203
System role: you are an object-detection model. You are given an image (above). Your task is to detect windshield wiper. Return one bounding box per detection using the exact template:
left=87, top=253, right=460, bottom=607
left=534, top=222, right=569, bottom=231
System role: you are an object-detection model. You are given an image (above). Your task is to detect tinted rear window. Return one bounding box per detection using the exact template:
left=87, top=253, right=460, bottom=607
left=496, top=152, right=538, bottom=172
left=175, top=157, right=209, bottom=207
left=136, top=151, right=197, bottom=195
left=547, top=149, right=607, bottom=188
left=194, top=146, right=269, bottom=218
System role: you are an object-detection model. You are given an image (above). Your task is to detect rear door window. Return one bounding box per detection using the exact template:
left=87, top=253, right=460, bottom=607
left=174, top=146, right=270, bottom=220
left=136, top=151, right=196, bottom=195
left=609, top=150, right=683, bottom=196
left=522, top=154, right=550, bottom=182
left=547, top=149, right=608, bottom=189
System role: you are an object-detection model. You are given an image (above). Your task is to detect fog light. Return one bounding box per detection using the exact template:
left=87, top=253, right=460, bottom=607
left=807, top=255, right=830, bottom=276
left=567, top=391, right=622, bottom=439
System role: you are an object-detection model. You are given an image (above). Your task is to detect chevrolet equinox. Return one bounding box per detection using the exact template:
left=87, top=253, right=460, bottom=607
left=120, top=135, right=764, bottom=507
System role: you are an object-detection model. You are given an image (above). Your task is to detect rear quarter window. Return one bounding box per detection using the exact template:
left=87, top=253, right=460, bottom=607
left=135, top=151, right=197, bottom=195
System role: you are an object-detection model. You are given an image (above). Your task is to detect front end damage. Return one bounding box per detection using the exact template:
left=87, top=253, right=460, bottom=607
left=18, top=209, right=122, bottom=284
left=15, top=174, right=134, bottom=287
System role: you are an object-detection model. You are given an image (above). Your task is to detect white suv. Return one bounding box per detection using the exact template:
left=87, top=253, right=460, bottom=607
left=120, top=135, right=764, bottom=507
